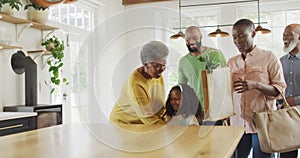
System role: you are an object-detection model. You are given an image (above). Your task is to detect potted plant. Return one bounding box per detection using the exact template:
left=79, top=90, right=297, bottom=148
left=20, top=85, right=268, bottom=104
left=0, top=0, right=23, bottom=15
left=24, top=1, right=48, bottom=23
left=42, top=35, right=69, bottom=94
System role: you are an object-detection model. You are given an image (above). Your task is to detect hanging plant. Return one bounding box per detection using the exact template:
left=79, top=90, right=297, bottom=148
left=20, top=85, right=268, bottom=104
left=42, top=35, right=69, bottom=93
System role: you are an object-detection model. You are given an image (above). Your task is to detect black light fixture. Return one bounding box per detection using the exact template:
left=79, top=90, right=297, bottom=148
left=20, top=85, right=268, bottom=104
left=170, top=0, right=185, bottom=39
left=208, top=26, right=230, bottom=37
left=173, top=0, right=269, bottom=37
left=255, top=0, right=270, bottom=34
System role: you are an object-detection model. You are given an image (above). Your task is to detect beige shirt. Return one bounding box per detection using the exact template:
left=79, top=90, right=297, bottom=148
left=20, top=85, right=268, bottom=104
left=228, top=47, right=286, bottom=133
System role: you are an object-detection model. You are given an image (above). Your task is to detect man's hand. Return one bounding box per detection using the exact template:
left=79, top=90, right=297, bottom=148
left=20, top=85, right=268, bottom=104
left=234, top=80, right=280, bottom=96
left=286, top=96, right=296, bottom=106
left=233, top=80, right=257, bottom=93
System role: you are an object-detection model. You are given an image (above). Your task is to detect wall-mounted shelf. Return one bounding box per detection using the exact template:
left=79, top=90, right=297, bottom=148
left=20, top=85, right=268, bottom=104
left=28, top=50, right=52, bottom=66
left=0, top=14, right=58, bottom=41
left=0, top=13, right=30, bottom=24
left=30, top=22, right=58, bottom=31
left=0, top=13, right=31, bottom=41
left=30, top=23, right=58, bottom=40
left=27, top=50, right=51, bottom=55
left=0, top=43, right=22, bottom=50
left=0, top=13, right=58, bottom=31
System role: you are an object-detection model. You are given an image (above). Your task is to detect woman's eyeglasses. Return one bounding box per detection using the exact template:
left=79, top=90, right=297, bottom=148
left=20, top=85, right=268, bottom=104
left=150, top=62, right=166, bottom=70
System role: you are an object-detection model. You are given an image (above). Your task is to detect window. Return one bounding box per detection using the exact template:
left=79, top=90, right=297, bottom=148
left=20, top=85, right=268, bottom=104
left=47, top=3, right=94, bottom=123
left=239, top=2, right=300, bottom=58
left=49, top=4, right=93, bottom=31
left=70, top=42, right=89, bottom=123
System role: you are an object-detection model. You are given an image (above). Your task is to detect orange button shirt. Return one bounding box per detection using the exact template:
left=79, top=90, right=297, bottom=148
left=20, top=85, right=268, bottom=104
left=228, top=46, right=286, bottom=133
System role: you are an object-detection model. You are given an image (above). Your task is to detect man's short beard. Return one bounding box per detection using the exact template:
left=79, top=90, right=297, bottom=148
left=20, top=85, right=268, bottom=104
left=283, top=40, right=297, bottom=53
left=187, top=41, right=202, bottom=53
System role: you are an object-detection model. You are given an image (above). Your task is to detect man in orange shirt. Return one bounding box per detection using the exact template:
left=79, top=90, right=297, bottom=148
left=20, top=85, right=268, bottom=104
left=228, top=19, right=286, bottom=158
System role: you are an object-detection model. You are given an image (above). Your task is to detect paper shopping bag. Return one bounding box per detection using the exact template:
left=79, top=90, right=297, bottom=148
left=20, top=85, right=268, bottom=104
left=201, top=67, right=235, bottom=121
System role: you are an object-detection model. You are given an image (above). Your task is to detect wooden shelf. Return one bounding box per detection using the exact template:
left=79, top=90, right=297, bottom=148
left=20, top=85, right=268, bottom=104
left=0, top=43, right=22, bottom=50
left=27, top=50, right=47, bottom=53
left=30, top=22, right=58, bottom=31
left=0, top=13, right=30, bottom=24
left=0, top=13, right=58, bottom=31
left=0, top=14, right=59, bottom=52
left=28, top=50, right=52, bottom=57
left=27, top=50, right=51, bottom=55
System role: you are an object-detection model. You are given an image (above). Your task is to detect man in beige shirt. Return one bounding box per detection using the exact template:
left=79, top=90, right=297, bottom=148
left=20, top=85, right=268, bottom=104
left=228, top=19, right=286, bottom=158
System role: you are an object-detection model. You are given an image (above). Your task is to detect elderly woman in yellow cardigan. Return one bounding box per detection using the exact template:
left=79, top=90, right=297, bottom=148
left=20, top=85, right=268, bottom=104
left=109, top=41, right=169, bottom=125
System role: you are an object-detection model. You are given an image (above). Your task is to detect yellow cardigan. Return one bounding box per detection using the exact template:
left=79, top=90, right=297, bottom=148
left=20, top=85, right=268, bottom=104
left=109, top=69, right=166, bottom=125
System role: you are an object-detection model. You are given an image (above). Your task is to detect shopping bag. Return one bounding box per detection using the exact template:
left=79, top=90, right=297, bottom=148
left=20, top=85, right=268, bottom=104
left=201, top=67, right=235, bottom=121
left=253, top=89, right=300, bottom=153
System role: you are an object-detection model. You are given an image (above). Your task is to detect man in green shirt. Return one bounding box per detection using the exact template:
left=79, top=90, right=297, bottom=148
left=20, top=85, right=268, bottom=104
left=178, top=26, right=227, bottom=125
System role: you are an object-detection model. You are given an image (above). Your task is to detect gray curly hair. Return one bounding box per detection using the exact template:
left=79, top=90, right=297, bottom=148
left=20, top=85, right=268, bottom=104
left=140, top=41, right=169, bottom=64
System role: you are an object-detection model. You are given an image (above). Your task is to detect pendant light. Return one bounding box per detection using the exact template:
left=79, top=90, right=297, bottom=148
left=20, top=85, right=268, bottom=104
left=170, top=0, right=185, bottom=39
left=208, top=26, right=230, bottom=37
left=255, top=0, right=270, bottom=34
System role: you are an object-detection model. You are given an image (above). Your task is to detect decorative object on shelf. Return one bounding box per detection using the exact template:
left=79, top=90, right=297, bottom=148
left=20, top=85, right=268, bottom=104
left=42, top=35, right=69, bottom=93
left=0, top=0, right=23, bottom=15
left=24, top=1, right=48, bottom=24
left=170, top=0, right=185, bottom=39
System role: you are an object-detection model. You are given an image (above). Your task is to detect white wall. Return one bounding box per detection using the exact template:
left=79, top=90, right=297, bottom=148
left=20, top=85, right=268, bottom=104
left=0, top=9, right=54, bottom=110
left=87, top=0, right=126, bottom=123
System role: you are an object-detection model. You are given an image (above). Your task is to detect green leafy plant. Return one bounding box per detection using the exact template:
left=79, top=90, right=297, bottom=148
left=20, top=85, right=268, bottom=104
left=42, top=36, right=69, bottom=93
left=0, top=0, right=23, bottom=11
left=24, top=1, right=47, bottom=11
left=198, top=55, right=220, bottom=73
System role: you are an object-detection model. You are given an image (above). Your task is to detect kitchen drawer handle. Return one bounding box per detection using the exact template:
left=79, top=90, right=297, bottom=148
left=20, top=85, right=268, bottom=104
left=0, top=124, right=24, bottom=131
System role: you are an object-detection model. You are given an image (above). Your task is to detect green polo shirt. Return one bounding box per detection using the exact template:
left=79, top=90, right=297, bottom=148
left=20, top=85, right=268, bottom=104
left=178, top=47, right=227, bottom=109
